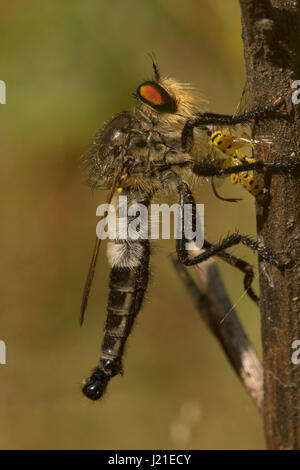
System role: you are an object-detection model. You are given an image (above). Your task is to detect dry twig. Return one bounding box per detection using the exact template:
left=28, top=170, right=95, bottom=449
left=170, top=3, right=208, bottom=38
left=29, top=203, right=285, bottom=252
left=171, top=254, right=264, bottom=414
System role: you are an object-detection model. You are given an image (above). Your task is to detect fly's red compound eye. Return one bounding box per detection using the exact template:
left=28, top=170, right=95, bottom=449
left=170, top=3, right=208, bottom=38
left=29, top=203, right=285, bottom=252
left=137, top=81, right=177, bottom=113
left=139, top=83, right=162, bottom=105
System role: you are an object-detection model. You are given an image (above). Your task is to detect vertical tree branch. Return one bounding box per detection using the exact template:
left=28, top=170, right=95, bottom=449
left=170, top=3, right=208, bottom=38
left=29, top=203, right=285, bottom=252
left=239, top=0, right=300, bottom=449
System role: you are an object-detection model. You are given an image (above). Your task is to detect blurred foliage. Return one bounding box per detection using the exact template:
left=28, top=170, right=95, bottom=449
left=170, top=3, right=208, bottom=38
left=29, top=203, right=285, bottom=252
left=0, top=0, right=265, bottom=449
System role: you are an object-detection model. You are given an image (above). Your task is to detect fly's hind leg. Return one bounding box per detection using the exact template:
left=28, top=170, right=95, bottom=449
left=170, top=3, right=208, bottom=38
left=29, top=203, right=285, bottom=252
left=202, top=240, right=259, bottom=304
left=176, top=182, right=286, bottom=304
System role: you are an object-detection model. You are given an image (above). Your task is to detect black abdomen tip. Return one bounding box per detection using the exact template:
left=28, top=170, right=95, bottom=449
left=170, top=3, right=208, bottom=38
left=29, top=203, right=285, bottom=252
left=82, top=368, right=110, bottom=401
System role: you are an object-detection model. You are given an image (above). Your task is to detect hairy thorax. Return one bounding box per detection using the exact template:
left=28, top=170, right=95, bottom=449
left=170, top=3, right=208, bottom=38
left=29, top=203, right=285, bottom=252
left=84, top=108, right=188, bottom=193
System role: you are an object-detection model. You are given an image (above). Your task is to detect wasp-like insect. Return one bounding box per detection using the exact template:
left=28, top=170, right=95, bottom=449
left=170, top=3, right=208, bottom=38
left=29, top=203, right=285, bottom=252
left=208, top=129, right=270, bottom=203
left=80, top=62, right=298, bottom=400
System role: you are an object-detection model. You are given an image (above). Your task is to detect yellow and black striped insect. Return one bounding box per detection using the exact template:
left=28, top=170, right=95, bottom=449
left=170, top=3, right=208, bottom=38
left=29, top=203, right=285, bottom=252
left=80, top=61, right=298, bottom=401
left=208, top=129, right=269, bottom=203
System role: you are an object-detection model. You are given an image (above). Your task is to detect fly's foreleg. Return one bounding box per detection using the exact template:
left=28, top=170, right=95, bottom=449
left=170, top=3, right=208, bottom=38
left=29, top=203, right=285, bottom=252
left=181, top=104, right=286, bottom=152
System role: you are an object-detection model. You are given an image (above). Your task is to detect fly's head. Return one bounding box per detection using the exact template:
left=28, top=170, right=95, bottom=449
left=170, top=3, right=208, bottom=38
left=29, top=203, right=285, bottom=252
left=134, top=61, right=205, bottom=130
left=83, top=62, right=206, bottom=192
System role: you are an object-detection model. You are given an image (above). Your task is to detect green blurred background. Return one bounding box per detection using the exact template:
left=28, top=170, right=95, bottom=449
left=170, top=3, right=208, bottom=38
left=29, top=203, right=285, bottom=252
left=0, top=0, right=265, bottom=449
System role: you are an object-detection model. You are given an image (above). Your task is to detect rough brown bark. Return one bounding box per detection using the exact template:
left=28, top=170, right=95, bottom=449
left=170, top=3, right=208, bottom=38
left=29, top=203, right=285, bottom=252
left=239, top=0, right=300, bottom=450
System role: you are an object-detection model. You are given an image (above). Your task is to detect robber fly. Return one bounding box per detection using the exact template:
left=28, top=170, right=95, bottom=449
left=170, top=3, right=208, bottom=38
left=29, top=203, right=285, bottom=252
left=80, top=61, right=298, bottom=400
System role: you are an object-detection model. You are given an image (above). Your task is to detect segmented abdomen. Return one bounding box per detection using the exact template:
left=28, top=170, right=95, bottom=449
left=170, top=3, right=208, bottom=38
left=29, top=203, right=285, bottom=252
left=102, top=244, right=150, bottom=369
left=82, top=197, right=151, bottom=400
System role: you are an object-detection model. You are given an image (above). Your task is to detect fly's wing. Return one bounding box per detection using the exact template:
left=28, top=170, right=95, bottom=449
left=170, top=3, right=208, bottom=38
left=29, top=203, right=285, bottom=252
left=82, top=111, right=133, bottom=190
left=190, top=124, right=220, bottom=176
left=80, top=169, right=122, bottom=326
left=233, top=84, right=273, bottom=153
left=80, top=112, right=133, bottom=325
left=234, top=82, right=249, bottom=118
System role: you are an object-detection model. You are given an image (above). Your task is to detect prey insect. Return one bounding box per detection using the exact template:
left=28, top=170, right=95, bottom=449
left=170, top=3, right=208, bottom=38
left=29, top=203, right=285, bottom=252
left=80, top=62, right=298, bottom=400
left=208, top=129, right=270, bottom=203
